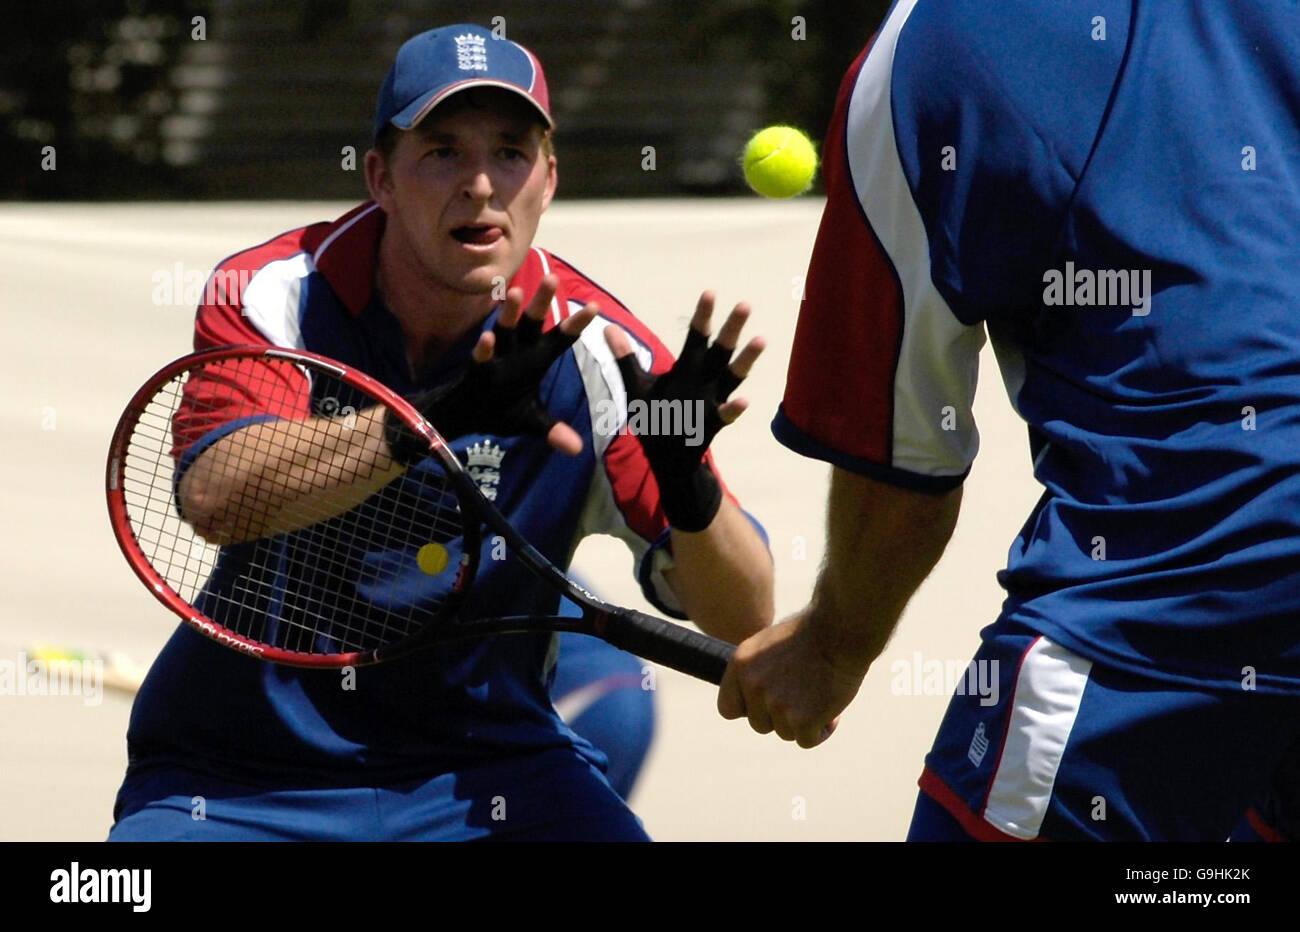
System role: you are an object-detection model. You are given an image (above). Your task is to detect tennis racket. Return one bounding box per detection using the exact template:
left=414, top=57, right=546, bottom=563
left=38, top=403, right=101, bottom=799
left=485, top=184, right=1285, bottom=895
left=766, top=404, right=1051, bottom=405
left=106, top=344, right=735, bottom=683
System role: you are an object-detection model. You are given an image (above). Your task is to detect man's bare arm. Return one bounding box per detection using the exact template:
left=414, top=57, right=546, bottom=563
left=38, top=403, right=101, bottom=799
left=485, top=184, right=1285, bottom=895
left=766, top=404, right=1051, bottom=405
left=603, top=292, right=773, bottom=644
left=663, top=496, right=775, bottom=644
left=178, top=408, right=403, bottom=546
left=718, top=466, right=961, bottom=746
left=808, top=467, right=962, bottom=667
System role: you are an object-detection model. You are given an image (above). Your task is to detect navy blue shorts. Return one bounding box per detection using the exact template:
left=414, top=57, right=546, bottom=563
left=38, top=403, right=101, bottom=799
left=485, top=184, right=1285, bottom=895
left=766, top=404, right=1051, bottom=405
left=108, top=747, right=649, bottom=842
left=910, top=622, right=1300, bottom=841
left=550, top=632, right=655, bottom=800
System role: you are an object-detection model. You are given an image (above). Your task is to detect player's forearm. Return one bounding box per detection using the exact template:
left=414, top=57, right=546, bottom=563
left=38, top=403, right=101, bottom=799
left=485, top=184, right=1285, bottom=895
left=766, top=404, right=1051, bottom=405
left=178, top=408, right=404, bottom=545
left=806, top=468, right=962, bottom=669
left=664, top=496, right=774, bottom=644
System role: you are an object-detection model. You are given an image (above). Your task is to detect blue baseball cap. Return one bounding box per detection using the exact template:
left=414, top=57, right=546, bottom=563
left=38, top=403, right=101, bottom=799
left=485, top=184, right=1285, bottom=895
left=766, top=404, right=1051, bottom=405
left=373, top=24, right=554, bottom=142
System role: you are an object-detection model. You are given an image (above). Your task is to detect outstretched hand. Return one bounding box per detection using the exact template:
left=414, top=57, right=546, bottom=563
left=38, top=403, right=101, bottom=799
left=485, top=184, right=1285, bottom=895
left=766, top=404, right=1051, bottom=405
left=386, top=275, right=598, bottom=464
left=604, top=291, right=764, bottom=531
left=466, top=274, right=599, bottom=455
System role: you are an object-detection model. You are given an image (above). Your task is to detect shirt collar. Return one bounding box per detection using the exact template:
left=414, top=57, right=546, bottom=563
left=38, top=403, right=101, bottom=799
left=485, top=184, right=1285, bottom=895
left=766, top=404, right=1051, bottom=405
left=311, top=201, right=384, bottom=317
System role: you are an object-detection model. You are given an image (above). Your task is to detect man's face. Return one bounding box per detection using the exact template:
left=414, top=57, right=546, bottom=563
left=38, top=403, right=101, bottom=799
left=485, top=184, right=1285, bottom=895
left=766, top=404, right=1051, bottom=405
left=368, top=89, right=556, bottom=296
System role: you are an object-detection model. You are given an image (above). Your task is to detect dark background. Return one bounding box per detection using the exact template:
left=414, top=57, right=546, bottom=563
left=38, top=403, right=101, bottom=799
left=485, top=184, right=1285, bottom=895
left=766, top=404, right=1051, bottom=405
left=1, top=0, right=889, bottom=199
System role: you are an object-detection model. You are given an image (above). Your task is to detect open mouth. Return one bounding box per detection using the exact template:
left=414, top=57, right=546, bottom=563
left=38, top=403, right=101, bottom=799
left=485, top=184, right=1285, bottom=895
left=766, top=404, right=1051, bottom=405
left=450, top=225, right=504, bottom=245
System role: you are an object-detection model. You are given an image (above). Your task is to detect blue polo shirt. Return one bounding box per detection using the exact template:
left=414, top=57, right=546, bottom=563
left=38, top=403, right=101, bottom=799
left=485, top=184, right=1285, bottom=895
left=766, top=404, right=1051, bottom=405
left=776, top=0, right=1300, bottom=692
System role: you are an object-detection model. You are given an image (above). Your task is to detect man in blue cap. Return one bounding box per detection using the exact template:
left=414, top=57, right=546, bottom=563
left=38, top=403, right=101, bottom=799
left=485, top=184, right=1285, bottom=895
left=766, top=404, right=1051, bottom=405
left=107, top=24, right=773, bottom=841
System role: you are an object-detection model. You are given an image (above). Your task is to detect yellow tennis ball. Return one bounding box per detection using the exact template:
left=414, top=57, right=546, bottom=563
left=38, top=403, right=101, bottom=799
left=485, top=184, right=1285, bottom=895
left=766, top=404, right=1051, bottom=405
left=416, top=542, right=449, bottom=576
left=742, top=125, right=818, bottom=198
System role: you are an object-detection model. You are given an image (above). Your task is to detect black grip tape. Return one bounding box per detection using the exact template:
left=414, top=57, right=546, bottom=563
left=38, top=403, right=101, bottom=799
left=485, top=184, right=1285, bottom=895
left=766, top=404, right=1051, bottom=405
left=601, top=609, right=734, bottom=685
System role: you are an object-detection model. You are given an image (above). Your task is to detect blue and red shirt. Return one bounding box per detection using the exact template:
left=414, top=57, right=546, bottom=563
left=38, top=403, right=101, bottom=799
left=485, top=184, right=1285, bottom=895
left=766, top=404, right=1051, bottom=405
left=776, top=0, right=1300, bottom=692
left=124, top=200, right=757, bottom=786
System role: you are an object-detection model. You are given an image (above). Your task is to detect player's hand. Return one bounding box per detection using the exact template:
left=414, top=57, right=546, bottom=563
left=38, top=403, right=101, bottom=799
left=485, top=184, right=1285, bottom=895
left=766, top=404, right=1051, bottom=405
left=604, top=292, right=765, bottom=531
left=717, top=607, right=870, bottom=748
left=387, top=275, right=598, bottom=463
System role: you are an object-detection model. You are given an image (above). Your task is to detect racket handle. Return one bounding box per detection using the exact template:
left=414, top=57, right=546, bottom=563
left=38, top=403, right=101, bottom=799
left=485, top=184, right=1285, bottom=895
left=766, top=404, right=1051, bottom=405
left=602, top=609, right=735, bottom=685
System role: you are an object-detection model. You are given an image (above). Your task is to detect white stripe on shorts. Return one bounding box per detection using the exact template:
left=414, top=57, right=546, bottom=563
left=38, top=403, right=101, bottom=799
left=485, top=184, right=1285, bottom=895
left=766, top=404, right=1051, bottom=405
left=982, top=637, right=1092, bottom=839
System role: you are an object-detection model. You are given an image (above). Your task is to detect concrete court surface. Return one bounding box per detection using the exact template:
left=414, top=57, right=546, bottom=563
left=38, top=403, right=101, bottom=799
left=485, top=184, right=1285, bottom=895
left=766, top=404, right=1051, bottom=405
left=0, top=199, right=1037, bottom=841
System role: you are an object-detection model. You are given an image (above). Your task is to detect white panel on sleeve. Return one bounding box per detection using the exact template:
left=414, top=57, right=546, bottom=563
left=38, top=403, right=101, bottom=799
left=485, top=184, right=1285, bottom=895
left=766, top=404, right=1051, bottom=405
left=239, top=253, right=311, bottom=349
left=569, top=306, right=680, bottom=615
left=848, top=0, right=985, bottom=475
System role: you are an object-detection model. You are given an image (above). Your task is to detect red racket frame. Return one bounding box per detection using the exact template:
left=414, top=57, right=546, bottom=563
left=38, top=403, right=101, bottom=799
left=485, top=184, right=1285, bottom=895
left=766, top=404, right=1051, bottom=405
left=106, top=344, right=474, bottom=668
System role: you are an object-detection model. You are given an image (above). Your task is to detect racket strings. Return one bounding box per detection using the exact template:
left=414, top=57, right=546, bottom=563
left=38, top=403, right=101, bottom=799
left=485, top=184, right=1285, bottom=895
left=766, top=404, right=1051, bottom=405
left=120, top=355, right=468, bottom=655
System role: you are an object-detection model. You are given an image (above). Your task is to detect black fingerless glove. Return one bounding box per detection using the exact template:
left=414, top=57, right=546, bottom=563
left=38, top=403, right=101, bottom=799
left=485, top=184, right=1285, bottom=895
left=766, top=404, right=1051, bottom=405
left=615, top=328, right=743, bottom=532
left=384, top=311, right=578, bottom=466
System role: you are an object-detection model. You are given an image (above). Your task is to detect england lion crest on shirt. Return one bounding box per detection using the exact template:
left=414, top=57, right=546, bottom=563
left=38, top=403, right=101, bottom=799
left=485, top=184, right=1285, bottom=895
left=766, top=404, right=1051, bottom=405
left=466, top=440, right=505, bottom=501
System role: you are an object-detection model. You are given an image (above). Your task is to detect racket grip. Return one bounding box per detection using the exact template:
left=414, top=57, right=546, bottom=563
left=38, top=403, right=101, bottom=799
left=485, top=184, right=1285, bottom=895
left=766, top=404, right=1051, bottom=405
left=602, top=609, right=735, bottom=685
